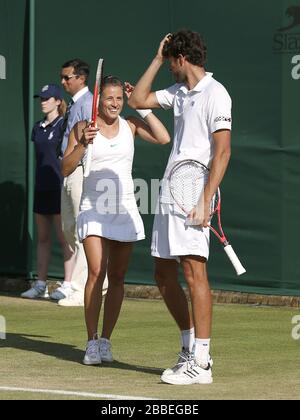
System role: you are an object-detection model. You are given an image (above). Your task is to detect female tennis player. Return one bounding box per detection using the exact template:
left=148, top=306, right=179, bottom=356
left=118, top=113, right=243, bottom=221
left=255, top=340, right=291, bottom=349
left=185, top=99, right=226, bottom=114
left=62, top=76, right=170, bottom=365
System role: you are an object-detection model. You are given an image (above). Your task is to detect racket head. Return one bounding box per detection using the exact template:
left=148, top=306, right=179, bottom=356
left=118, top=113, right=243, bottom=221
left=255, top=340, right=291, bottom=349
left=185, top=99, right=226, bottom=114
left=95, top=58, right=104, bottom=87
left=168, top=159, right=209, bottom=214
left=92, top=58, right=104, bottom=126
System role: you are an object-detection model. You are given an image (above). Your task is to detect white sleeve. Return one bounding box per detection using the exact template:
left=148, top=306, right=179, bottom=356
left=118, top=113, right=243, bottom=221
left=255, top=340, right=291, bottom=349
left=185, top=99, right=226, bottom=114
left=155, top=84, right=180, bottom=110
left=207, top=85, right=232, bottom=133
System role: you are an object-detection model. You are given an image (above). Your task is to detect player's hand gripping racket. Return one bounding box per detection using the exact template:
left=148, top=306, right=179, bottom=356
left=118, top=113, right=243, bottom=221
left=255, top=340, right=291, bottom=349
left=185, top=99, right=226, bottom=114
left=168, top=159, right=246, bottom=276
left=84, top=58, right=104, bottom=178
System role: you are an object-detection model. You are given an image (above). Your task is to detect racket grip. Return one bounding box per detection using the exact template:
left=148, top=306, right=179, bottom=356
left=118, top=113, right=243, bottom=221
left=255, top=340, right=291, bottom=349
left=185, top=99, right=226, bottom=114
left=223, top=245, right=246, bottom=276
left=83, top=144, right=93, bottom=178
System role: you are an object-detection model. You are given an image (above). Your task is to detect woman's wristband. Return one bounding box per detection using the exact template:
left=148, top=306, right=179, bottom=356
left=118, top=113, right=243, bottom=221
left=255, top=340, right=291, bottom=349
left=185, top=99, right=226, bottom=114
left=136, top=109, right=152, bottom=118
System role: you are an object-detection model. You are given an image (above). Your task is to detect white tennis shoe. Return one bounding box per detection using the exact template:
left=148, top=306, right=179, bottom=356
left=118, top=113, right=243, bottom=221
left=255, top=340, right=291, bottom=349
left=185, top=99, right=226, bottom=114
left=58, top=276, right=108, bottom=307
left=21, top=282, right=49, bottom=299
left=99, top=338, right=113, bottom=362
left=83, top=336, right=101, bottom=365
left=162, top=348, right=193, bottom=377
left=58, top=290, right=84, bottom=307
left=161, top=357, right=213, bottom=385
left=50, top=282, right=73, bottom=301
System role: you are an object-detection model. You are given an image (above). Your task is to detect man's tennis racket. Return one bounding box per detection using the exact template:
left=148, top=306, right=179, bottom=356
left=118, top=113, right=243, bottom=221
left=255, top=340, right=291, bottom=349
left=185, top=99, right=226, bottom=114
left=83, top=58, right=104, bottom=178
left=168, top=159, right=246, bottom=276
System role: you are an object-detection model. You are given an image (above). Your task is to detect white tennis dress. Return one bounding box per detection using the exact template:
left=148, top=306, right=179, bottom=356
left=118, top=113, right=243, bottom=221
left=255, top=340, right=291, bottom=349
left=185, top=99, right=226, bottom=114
left=77, top=116, right=145, bottom=243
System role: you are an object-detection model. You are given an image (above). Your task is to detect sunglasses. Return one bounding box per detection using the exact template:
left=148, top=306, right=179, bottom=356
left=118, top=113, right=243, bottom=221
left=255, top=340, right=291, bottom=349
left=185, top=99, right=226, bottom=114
left=61, top=74, right=78, bottom=81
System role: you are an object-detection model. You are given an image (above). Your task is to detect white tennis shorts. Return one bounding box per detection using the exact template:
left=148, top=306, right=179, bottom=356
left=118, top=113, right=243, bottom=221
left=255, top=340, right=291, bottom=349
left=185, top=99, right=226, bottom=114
left=151, top=201, right=210, bottom=260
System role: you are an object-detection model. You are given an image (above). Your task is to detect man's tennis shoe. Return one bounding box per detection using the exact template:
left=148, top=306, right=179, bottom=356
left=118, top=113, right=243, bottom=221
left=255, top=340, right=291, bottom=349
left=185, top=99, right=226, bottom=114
left=83, top=337, right=101, bottom=365
left=162, top=349, right=213, bottom=377
left=99, top=338, right=113, bottom=362
left=161, top=357, right=213, bottom=385
left=162, top=348, right=193, bottom=376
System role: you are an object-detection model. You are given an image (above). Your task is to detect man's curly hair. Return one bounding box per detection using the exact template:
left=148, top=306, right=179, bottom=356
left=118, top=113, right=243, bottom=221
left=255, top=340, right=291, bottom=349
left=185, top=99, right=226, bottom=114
left=162, top=29, right=207, bottom=66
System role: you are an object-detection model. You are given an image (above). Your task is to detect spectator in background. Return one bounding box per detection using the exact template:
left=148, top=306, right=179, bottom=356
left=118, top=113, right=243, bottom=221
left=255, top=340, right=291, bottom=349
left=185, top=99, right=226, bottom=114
left=21, top=84, right=74, bottom=299
left=54, top=58, right=108, bottom=306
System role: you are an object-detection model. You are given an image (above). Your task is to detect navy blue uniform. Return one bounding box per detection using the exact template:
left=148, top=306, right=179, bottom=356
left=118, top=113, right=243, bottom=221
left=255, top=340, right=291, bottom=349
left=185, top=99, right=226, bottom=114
left=32, top=116, right=64, bottom=214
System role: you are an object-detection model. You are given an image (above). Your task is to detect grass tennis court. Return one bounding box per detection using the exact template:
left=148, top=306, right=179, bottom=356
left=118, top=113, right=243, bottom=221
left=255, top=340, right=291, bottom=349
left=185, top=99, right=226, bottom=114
left=0, top=294, right=299, bottom=400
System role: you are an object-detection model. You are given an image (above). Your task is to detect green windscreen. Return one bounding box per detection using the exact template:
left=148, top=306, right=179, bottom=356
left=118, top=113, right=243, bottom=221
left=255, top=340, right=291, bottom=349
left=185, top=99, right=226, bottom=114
left=0, top=0, right=299, bottom=296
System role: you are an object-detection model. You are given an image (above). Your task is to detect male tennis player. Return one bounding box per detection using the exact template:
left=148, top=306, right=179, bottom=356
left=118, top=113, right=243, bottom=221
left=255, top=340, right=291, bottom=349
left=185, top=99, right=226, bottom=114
left=128, top=29, right=232, bottom=385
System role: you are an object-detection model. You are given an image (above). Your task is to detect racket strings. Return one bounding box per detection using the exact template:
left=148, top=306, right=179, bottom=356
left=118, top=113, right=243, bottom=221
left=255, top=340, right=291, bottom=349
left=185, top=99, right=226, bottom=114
left=169, top=162, right=208, bottom=214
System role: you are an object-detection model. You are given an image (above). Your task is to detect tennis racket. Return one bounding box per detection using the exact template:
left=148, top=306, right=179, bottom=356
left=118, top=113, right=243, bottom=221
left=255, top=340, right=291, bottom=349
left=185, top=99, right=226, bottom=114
left=168, top=159, right=246, bottom=276
left=83, top=58, right=104, bottom=177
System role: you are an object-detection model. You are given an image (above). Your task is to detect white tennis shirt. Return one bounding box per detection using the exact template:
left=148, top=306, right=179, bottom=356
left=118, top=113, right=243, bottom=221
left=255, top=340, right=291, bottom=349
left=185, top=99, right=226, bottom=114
left=156, top=72, right=232, bottom=173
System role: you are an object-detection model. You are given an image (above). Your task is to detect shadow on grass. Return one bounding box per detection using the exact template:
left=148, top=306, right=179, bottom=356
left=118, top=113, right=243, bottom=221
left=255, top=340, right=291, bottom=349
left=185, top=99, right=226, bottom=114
left=0, top=333, right=162, bottom=376
left=100, top=360, right=162, bottom=376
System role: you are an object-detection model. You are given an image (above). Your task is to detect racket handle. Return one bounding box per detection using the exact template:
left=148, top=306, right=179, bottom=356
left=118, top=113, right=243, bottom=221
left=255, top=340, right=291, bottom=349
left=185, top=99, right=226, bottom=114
left=83, top=144, right=93, bottom=178
left=223, top=244, right=246, bottom=276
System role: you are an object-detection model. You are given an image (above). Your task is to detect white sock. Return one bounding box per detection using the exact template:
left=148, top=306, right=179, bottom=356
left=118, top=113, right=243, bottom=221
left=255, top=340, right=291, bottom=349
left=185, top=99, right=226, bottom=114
left=36, top=280, right=46, bottom=288
left=61, top=281, right=72, bottom=289
left=194, top=338, right=210, bottom=366
left=181, top=328, right=195, bottom=352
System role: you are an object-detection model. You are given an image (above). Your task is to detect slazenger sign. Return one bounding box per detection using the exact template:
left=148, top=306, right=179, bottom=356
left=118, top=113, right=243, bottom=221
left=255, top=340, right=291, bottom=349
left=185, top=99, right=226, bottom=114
left=273, top=5, right=300, bottom=80
left=0, top=55, right=6, bottom=79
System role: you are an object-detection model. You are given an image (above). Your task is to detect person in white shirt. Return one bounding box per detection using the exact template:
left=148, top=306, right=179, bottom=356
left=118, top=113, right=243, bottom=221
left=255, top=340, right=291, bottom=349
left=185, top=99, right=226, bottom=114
left=62, top=75, right=170, bottom=365
left=128, top=29, right=232, bottom=385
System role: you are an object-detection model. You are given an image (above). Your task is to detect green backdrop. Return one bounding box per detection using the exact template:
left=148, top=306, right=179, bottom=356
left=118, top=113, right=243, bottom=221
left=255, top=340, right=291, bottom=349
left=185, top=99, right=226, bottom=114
left=1, top=0, right=300, bottom=295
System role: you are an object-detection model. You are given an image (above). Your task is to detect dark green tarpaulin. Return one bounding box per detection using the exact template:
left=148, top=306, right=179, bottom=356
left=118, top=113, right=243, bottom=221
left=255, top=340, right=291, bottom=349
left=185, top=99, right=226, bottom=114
left=0, top=0, right=299, bottom=295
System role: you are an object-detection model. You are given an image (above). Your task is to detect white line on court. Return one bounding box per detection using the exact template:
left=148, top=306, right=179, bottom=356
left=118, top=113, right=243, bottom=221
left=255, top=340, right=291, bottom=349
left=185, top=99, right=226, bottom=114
left=0, top=386, right=157, bottom=400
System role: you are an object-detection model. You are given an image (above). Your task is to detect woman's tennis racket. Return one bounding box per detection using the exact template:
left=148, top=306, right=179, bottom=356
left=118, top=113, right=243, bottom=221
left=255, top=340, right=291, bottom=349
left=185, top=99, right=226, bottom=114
left=84, top=58, right=104, bottom=178
left=168, top=159, right=246, bottom=276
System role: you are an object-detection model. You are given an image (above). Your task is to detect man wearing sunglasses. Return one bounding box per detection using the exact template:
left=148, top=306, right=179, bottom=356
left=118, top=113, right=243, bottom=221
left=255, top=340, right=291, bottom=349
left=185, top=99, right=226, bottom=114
left=55, top=58, right=108, bottom=306
left=60, top=59, right=92, bottom=156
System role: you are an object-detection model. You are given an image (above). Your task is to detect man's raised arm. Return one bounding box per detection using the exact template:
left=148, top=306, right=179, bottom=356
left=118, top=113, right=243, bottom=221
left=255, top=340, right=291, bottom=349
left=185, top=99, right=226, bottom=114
left=128, top=34, right=171, bottom=110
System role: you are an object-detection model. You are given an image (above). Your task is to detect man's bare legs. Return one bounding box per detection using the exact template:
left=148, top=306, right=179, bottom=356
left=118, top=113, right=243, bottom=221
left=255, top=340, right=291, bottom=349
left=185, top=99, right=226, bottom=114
left=180, top=256, right=212, bottom=339
left=154, top=258, right=193, bottom=331
left=155, top=256, right=212, bottom=337
left=156, top=255, right=213, bottom=383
